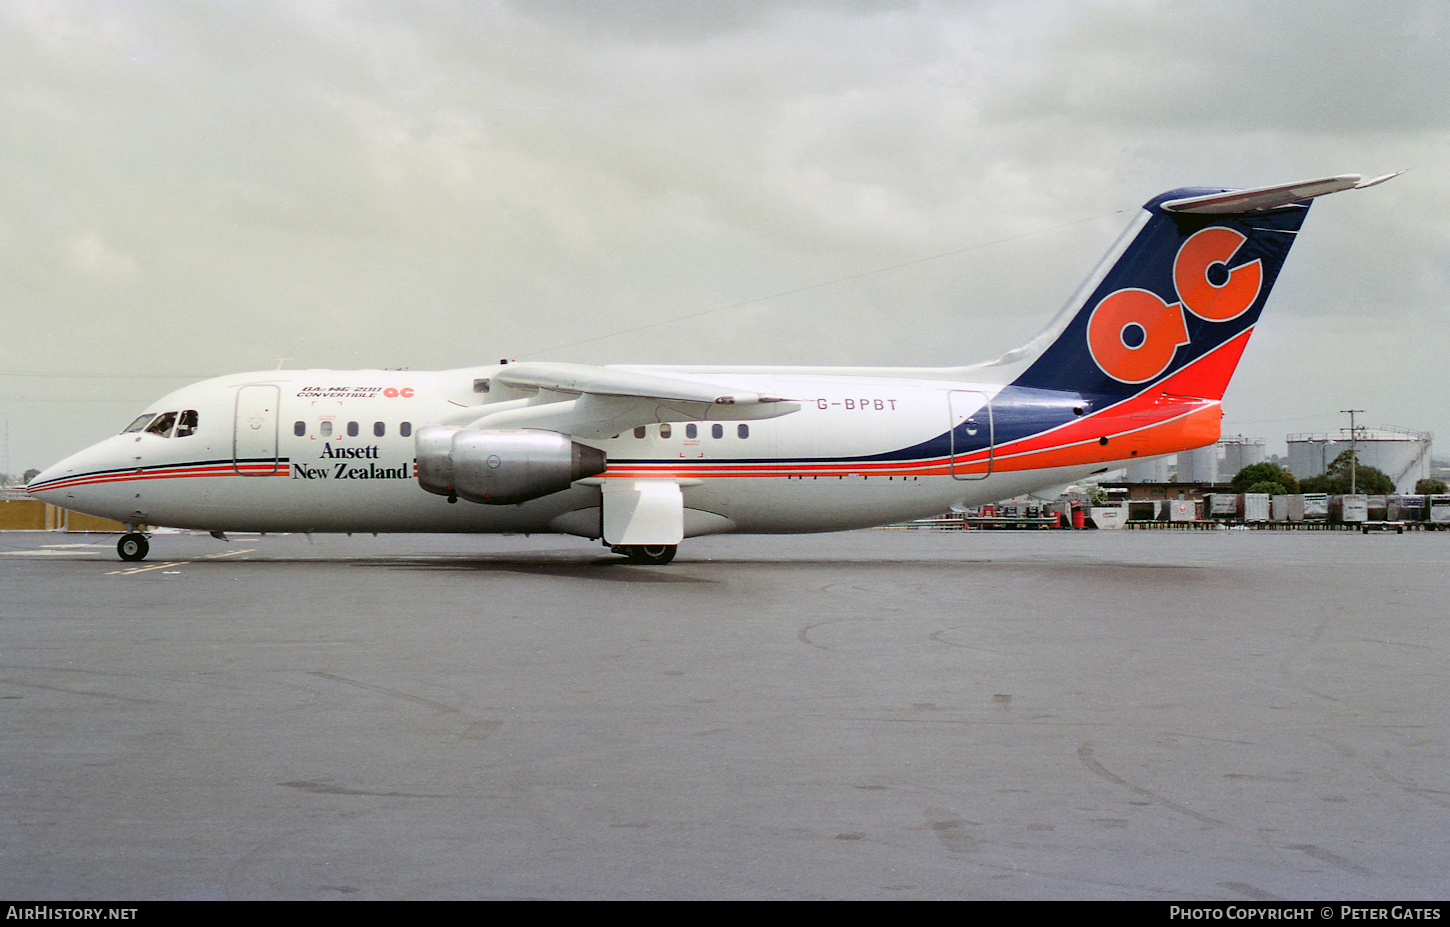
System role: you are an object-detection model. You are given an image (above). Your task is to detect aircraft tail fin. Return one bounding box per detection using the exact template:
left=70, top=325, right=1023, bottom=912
left=1005, top=173, right=1397, bottom=403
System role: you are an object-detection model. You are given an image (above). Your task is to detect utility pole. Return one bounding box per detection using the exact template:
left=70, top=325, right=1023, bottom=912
left=1341, top=409, right=1365, bottom=494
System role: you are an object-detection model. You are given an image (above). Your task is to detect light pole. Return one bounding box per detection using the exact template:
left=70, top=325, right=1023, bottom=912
left=1341, top=409, right=1365, bottom=494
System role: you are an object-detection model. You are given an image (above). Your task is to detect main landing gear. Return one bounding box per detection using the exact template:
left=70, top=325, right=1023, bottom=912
left=117, top=532, right=150, bottom=562
left=611, top=544, right=678, bottom=565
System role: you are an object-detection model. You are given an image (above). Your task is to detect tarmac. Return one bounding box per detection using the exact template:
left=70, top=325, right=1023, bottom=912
left=1, top=527, right=1447, bottom=900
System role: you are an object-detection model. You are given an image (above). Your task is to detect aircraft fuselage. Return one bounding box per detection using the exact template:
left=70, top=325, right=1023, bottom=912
left=35, top=365, right=1175, bottom=537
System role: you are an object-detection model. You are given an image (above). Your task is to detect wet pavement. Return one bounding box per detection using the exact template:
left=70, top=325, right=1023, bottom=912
left=1, top=528, right=1446, bottom=899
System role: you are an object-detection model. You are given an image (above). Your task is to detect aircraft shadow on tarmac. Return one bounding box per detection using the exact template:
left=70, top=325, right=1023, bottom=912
left=364, top=551, right=1208, bottom=585
left=370, top=553, right=718, bottom=583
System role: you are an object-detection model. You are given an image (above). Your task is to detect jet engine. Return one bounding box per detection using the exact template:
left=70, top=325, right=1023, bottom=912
left=415, top=425, right=607, bottom=505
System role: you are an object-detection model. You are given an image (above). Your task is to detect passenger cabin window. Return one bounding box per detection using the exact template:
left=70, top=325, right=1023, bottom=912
left=122, top=414, right=155, bottom=434
left=320, top=420, right=333, bottom=437
left=347, top=421, right=359, bottom=437
left=634, top=426, right=647, bottom=439
left=738, top=424, right=749, bottom=439
left=400, top=422, right=412, bottom=438
left=294, top=421, right=306, bottom=437
left=660, top=424, right=672, bottom=438
left=711, top=424, right=724, bottom=439
left=685, top=424, right=697, bottom=439
left=175, top=410, right=199, bottom=438
left=374, top=421, right=385, bottom=437
left=145, top=411, right=178, bottom=438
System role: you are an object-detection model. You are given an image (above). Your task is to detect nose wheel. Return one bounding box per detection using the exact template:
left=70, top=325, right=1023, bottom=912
left=117, top=533, right=150, bottom=562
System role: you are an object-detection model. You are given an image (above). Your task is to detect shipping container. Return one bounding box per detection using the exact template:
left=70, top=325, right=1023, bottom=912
left=1240, top=493, right=1270, bottom=522
left=1271, top=494, right=1292, bottom=522
left=1128, top=500, right=1156, bottom=522
left=1388, top=495, right=1426, bottom=521
left=1366, top=495, right=1388, bottom=521
left=1167, top=500, right=1197, bottom=522
left=1207, top=493, right=1239, bottom=517
left=1302, top=493, right=1330, bottom=520
left=1090, top=506, right=1128, bottom=529
left=1430, top=495, right=1450, bottom=526
left=1281, top=494, right=1306, bottom=522
left=1337, top=494, right=1368, bottom=523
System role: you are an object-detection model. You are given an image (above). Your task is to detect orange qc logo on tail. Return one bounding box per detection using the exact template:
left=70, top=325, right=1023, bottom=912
left=1087, top=227, right=1263, bottom=384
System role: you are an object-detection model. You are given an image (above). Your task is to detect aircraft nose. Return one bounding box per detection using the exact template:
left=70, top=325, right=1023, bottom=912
left=24, top=438, right=134, bottom=518
left=25, top=460, right=70, bottom=499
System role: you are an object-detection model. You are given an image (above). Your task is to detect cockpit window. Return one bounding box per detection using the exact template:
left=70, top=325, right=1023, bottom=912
left=122, top=414, right=156, bottom=434
left=144, top=411, right=178, bottom=437
left=123, top=410, right=197, bottom=438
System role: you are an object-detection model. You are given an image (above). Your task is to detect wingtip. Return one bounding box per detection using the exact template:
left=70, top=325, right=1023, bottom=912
left=1355, top=170, right=1405, bottom=190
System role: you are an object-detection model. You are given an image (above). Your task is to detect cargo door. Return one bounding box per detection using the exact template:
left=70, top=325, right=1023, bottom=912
left=949, top=390, right=993, bottom=481
left=233, top=384, right=280, bottom=475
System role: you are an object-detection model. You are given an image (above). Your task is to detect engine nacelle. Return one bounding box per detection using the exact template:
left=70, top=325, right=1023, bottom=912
left=415, top=426, right=607, bottom=505
left=415, top=424, right=464, bottom=498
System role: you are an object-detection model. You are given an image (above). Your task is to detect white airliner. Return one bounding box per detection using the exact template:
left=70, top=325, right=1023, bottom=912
left=28, top=173, right=1394, bottom=563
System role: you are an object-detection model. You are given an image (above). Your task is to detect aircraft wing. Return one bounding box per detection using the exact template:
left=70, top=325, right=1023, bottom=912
left=464, top=362, right=801, bottom=439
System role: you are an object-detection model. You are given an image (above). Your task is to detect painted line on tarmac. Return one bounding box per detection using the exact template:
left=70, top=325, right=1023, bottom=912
left=107, top=561, right=186, bottom=575
left=106, top=549, right=256, bottom=575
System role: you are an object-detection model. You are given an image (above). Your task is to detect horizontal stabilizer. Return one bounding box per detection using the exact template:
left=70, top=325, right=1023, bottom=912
left=1161, top=172, right=1402, bottom=215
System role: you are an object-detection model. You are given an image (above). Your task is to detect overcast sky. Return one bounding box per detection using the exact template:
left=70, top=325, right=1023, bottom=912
left=2, top=0, right=1447, bottom=473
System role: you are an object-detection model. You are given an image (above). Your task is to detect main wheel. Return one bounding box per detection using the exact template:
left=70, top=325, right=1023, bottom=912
left=117, top=533, right=150, bottom=562
left=624, top=544, right=677, bottom=565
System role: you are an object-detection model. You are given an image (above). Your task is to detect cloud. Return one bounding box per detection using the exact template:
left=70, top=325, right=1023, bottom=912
left=1, top=0, right=1447, bottom=470
left=69, top=233, right=139, bottom=281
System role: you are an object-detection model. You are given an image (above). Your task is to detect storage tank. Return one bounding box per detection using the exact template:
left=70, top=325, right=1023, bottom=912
left=1176, top=445, right=1219, bottom=484
left=1286, top=426, right=1432, bottom=494
left=1125, top=456, right=1171, bottom=483
left=1221, top=437, right=1266, bottom=479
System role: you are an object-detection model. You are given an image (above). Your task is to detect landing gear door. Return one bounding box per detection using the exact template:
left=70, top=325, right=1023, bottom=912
left=234, top=384, right=280, bottom=476
left=949, top=390, right=993, bottom=481
left=602, top=480, right=685, bottom=546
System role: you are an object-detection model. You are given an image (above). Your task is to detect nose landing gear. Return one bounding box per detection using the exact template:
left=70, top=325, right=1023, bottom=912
left=117, top=533, right=150, bottom=562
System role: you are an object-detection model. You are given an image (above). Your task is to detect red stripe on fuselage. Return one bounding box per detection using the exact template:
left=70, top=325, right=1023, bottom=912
left=32, top=462, right=286, bottom=493
left=948, top=327, right=1249, bottom=469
